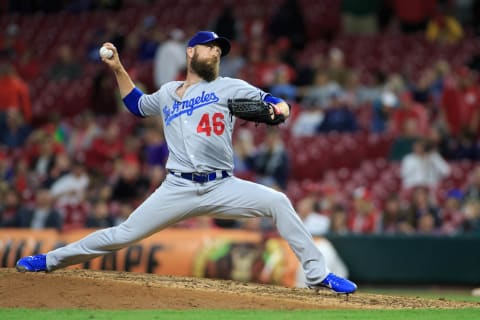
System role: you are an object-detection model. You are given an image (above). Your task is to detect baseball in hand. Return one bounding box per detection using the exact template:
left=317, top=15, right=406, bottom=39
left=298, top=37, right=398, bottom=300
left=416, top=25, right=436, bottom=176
left=99, top=46, right=113, bottom=59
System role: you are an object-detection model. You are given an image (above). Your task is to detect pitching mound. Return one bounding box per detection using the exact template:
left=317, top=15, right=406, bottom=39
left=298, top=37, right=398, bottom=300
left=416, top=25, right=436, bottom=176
left=0, top=268, right=478, bottom=310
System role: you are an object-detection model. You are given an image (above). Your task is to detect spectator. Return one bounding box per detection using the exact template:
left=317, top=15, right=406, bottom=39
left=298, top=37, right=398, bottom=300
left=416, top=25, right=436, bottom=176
left=417, top=210, right=439, bottom=234
left=11, top=157, right=32, bottom=194
left=85, top=179, right=112, bottom=208
left=425, top=123, right=452, bottom=161
left=242, top=5, right=267, bottom=41
left=291, top=102, right=324, bottom=137
left=42, top=114, right=70, bottom=146
left=16, top=188, right=62, bottom=231
left=147, top=165, right=167, bottom=194
left=212, top=4, right=240, bottom=41
left=246, top=127, right=289, bottom=190
left=464, top=166, right=480, bottom=202
left=296, top=195, right=330, bottom=236
left=143, top=126, right=168, bottom=168
left=269, top=64, right=297, bottom=102
left=329, top=204, right=349, bottom=234
left=275, top=36, right=297, bottom=69
left=90, top=69, right=118, bottom=116
left=48, top=44, right=82, bottom=81
left=409, top=61, right=449, bottom=114
left=42, top=152, right=72, bottom=188
left=0, top=151, right=13, bottom=183
left=50, top=160, right=89, bottom=207
left=259, top=45, right=296, bottom=89
left=268, top=0, right=307, bottom=51
left=301, top=70, right=342, bottom=111
left=0, top=109, right=31, bottom=149
left=16, top=49, right=40, bottom=82
left=153, top=29, right=186, bottom=89
left=347, top=187, right=381, bottom=234
left=409, top=67, right=437, bottom=108
left=400, top=138, right=450, bottom=191
left=326, top=48, right=350, bottom=87
left=0, top=23, right=25, bottom=59
left=426, top=5, right=463, bottom=45
left=342, top=71, right=377, bottom=107
left=430, top=60, right=450, bottom=106
left=0, top=61, right=32, bottom=123
left=380, top=193, right=413, bottom=234
left=441, top=129, right=478, bottom=161
left=67, top=111, right=101, bottom=157
left=232, top=128, right=255, bottom=180
left=441, top=189, right=465, bottom=235
left=238, top=42, right=267, bottom=88
left=404, top=186, right=442, bottom=233
left=390, top=91, right=429, bottom=137
left=295, top=52, right=326, bottom=87
left=137, top=24, right=162, bottom=62
left=317, top=185, right=341, bottom=217
left=85, top=200, right=114, bottom=228
left=103, top=20, right=127, bottom=53
left=87, top=20, right=126, bottom=62
left=219, top=41, right=246, bottom=78
left=31, top=135, right=58, bottom=181
left=50, top=161, right=90, bottom=232
left=317, top=91, right=358, bottom=133
left=462, top=199, right=480, bottom=234
left=85, top=121, right=125, bottom=174
left=371, top=91, right=398, bottom=134
left=0, top=189, right=23, bottom=227
left=113, top=201, right=133, bottom=226
left=111, top=158, right=150, bottom=205
left=440, top=67, right=480, bottom=138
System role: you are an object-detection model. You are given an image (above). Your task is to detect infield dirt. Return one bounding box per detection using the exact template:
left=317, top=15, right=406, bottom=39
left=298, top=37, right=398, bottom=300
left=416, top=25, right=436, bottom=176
left=1, top=268, right=479, bottom=310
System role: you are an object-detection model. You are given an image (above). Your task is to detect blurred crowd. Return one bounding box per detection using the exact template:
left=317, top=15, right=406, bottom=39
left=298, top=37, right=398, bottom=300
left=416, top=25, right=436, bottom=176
left=1, top=0, right=480, bottom=236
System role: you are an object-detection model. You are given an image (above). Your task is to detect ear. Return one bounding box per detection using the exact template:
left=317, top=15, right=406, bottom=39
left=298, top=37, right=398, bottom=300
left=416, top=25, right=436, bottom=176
left=186, top=47, right=195, bottom=58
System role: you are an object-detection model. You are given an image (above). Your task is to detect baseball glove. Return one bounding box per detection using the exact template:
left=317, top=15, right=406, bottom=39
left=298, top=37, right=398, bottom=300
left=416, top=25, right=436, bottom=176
left=227, top=98, right=285, bottom=125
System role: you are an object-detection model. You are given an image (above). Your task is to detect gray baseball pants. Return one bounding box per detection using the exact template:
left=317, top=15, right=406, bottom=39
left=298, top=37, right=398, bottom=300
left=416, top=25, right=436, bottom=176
left=47, top=174, right=329, bottom=286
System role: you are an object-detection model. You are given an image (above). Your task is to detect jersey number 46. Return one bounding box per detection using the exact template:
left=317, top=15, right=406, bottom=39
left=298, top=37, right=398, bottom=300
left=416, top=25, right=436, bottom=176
left=197, top=113, right=225, bottom=136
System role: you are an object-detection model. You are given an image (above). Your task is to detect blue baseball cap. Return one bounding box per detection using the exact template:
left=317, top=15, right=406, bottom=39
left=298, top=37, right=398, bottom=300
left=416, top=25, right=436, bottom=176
left=187, top=31, right=231, bottom=57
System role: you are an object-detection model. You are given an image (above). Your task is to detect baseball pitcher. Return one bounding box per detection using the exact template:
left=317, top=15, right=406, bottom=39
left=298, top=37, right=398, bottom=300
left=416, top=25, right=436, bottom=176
left=16, top=31, right=357, bottom=294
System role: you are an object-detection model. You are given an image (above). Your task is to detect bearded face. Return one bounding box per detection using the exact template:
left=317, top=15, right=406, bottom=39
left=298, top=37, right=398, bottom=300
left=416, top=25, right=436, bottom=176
left=190, top=49, right=219, bottom=82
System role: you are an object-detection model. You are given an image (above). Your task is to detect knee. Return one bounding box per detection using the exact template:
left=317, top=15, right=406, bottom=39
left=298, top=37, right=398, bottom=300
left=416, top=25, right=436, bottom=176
left=267, top=191, right=293, bottom=211
left=109, top=224, right=141, bottom=246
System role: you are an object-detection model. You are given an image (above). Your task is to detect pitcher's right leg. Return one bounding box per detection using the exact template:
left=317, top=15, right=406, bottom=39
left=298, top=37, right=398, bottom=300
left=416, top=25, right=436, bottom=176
left=18, top=174, right=198, bottom=271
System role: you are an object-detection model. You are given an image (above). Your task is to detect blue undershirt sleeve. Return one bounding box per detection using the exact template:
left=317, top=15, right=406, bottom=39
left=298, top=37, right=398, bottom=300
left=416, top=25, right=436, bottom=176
left=122, top=87, right=145, bottom=117
left=263, top=94, right=291, bottom=111
left=263, top=94, right=283, bottom=105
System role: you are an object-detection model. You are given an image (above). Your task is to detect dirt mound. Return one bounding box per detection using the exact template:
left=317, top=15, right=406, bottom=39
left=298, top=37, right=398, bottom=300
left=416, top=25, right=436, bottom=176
left=0, top=268, right=478, bottom=310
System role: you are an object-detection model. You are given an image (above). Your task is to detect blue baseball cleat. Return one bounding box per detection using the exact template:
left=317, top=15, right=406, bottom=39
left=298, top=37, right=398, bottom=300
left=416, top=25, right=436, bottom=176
left=16, top=254, right=47, bottom=272
left=310, top=273, right=357, bottom=294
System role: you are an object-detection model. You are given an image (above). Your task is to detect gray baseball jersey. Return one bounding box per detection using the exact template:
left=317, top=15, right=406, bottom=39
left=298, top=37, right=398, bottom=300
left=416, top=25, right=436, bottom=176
left=46, top=77, right=330, bottom=286
left=139, top=77, right=265, bottom=172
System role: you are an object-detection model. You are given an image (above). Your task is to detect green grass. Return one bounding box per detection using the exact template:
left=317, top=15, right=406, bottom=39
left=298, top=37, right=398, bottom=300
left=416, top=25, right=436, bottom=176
left=1, top=309, right=480, bottom=320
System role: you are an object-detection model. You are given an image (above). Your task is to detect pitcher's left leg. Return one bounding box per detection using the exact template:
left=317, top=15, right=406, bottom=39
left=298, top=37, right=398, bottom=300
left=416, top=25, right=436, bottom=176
left=200, top=177, right=357, bottom=293
left=200, top=177, right=328, bottom=285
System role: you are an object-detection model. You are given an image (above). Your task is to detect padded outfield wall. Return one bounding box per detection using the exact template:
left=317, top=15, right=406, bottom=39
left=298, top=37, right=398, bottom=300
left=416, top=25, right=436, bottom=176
left=1, top=228, right=479, bottom=286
